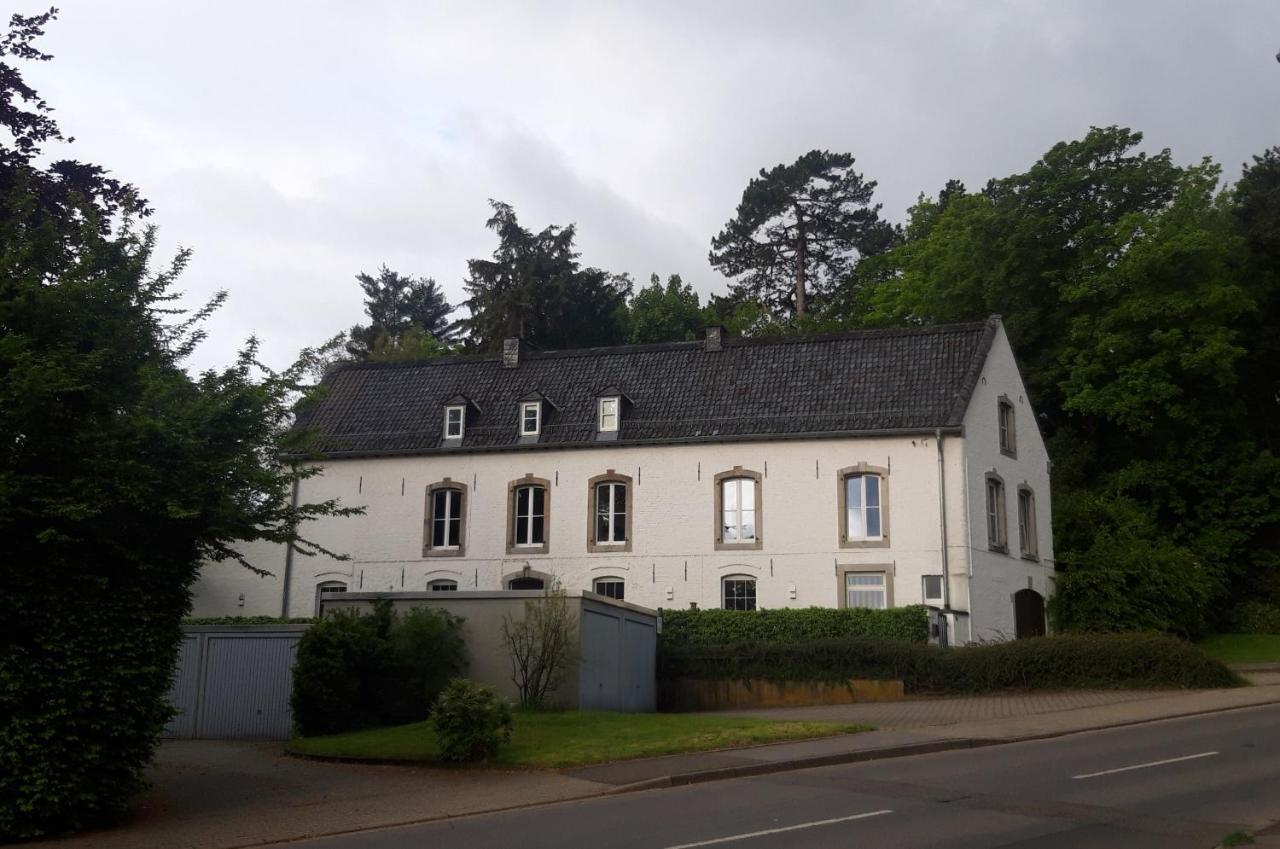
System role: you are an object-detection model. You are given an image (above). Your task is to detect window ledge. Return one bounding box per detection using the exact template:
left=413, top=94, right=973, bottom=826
left=715, top=540, right=762, bottom=552
left=1000, top=448, right=1017, bottom=459
left=587, top=541, right=632, bottom=553
left=840, top=537, right=890, bottom=549
left=507, top=544, right=549, bottom=555
left=1021, top=553, right=1040, bottom=563
left=423, top=547, right=465, bottom=558
left=989, top=544, right=1009, bottom=555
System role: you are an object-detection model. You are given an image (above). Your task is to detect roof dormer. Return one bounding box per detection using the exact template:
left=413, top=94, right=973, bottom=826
left=595, top=385, right=632, bottom=441
left=442, top=394, right=477, bottom=445
left=517, top=391, right=554, bottom=441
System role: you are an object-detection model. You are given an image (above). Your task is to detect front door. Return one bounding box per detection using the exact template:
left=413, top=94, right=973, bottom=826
left=1014, top=589, right=1046, bottom=639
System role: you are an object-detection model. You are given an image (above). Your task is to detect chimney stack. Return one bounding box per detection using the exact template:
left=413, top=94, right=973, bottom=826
left=704, top=325, right=724, bottom=352
left=502, top=338, right=523, bottom=369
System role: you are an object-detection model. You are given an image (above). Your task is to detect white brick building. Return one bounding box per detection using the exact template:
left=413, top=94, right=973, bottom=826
left=191, top=317, right=1053, bottom=644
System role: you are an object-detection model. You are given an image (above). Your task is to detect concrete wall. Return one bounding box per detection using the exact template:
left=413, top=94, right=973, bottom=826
left=323, top=591, right=656, bottom=710
left=962, top=324, right=1056, bottom=641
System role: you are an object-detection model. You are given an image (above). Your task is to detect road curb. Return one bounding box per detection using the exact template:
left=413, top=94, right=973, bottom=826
left=600, top=697, right=1280, bottom=796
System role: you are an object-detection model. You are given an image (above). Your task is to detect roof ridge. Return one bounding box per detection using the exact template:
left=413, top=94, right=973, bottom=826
left=324, top=319, right=992, bottom=374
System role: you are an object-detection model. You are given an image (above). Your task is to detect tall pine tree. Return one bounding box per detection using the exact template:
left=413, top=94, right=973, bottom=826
left=709, top=150, right=896, bottom=317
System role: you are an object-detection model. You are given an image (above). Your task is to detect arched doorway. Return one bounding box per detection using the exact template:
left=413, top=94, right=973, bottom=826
left=508, top=576, right=545, bottom=590
left=1014, top=589, right=1046, bottom=639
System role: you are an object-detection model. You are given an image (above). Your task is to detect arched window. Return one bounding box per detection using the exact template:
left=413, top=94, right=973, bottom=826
left=722, top=575, right=756, bottom=611
left=592, top=577, right=625, bottom=600
left=424, top=479, right=467, bottom=556
left=588, top=471, right=632, bottom=552
left=713, top=467, right=763, bottom=551
left=507, top=475, right=550, bottom=554
left=428, top=579, right=458, bottom=592
left=837, top=464, right=889, bottom=548
left=508, top=576, right=546, bottom=590
left=986, top=471, right=1008, bottom=553
left=1017, top=485, right=1038, bottom=559
left=998, top=396, right=1017, bottom=457
left=314, top=581, right=347, bottom=615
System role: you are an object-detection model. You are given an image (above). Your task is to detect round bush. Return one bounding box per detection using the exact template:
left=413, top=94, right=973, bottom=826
left=431, top=679, right=514, bottom=762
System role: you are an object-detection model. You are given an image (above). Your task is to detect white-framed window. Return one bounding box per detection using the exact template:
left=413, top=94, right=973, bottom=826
left=922, top=574, right=944, bottom=605
left=844, top=474, right=882, bottom=540
left=1018, top=487, right=1038, bottom=558
left=593, top=577, right=625, bottom=600
left=315, top=581, right=347, bottom=615
left=428, top=579, right=458, bottom=592
left=429, top=487, right=463, bottom=550
left=444, top=405, right=465, bottom=439
left=986, top=474, right=1007, bottom=552
left=597, top=397, right=619, bottom=432
left=846, top=572, right=887, bottom=609
left=722, top=576, right=756, bottom=611
left=520, top=401, right=541, bottom=436
left=721, top=477, right=757, bottom=542
left=594, top=481, right=627, bottom=544
left=514, top=484, right=546, bottom=546
left=998, top=399, right=1016, bottom=456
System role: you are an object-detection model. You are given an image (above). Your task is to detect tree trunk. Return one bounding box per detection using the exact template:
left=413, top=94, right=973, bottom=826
left=794, top=206, right=807, bottom=316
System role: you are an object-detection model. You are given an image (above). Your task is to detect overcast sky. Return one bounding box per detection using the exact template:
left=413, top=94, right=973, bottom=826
left=27, top=1, right=1280, bottom=371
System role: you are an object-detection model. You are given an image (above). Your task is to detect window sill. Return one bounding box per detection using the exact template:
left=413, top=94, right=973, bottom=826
left=1021, top=553, right=1040, bottom=563
left=1000, top=448, right=1017, bottom=459
left=839, top=537, right=890, bottom=549
left=423, top=547, right=465, bottom=558
left=715, top=540, right=762, bottom=552
left=588, top=541, right=632, bottom=553
left=989, top=544, right=1009, bottom=555
left=507, top=544, right=549, bottom=555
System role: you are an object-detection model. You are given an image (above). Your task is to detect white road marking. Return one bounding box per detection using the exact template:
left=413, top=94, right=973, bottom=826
left=1072, top=751, right=1219, bottom=780
left=663, top=809, right=893, bottom=848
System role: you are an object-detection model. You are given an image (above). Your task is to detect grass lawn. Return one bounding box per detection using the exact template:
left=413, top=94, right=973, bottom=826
left=287, top=711, right=871, bottom=769
left=1197, top=634, right=1280, bottom=665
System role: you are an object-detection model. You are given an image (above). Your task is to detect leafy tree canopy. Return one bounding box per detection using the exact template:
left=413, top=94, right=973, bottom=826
left=459, top=200, right=630, bottom=351
left=0, top=11, right=356, bottom=838
left=628, top=273, right=703, bottom=343
left=709, top=150, right=897, bottom=318
left=853, top=126, right=1280, bottom=633
left=346, top=265, right=454, bottom=359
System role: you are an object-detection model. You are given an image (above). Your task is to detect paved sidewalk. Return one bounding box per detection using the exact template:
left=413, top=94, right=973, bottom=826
left=565, top=671, right=1280, bottom=787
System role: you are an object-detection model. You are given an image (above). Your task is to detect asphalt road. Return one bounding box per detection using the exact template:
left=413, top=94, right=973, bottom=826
left=274, top=703, right=1280, bottom=849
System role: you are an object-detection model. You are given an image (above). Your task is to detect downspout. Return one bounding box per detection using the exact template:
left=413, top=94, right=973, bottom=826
left=936, top=429, right=952, bottom=635
left=280, top=476, right=299, bottom=618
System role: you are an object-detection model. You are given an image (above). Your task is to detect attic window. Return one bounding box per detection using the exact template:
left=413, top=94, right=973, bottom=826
left=520, top=401, right=541, bottom=436
left=444, top=405, right=465, bottom=439
left=598, top=397, right=619, bottom=432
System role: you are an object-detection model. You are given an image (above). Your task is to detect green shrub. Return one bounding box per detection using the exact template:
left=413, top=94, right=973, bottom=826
left=659, top=606, right=927, bottom=646
left=1228, top=601, right=1280, bottom=635
left=659, top=633, right=1241, bottom=693
left=431, top=679, right=514, bottom=762
left=291, top=601, right=466, bottom=736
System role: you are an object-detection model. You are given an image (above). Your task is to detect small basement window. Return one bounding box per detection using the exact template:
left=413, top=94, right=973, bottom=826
left=722, top=576, right=757, bottom=611
left=922, top=575, right=944, bottom=606
left=315, top=581, right=347, bottom=616
left=428, top=579, right=458, bottom=592
left=593, top=577, right=625, bottom=600
left=520, top=401, right=541, bottom=436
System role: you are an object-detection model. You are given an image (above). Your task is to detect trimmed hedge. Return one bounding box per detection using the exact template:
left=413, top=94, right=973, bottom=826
left=183, top=616, right=315, bottom=625
left=659, top=606, right=928, bottom=646
left=1228, top=601, right=1280, bottom=635
left=659, top=633, right=1242, bottom=693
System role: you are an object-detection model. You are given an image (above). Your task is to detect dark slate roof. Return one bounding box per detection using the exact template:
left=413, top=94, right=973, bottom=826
left=294, top=318, right=1000, bottom=457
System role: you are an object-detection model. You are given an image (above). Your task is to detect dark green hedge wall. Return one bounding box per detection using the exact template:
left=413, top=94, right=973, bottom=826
left=659, top=606, right=928, bottom=646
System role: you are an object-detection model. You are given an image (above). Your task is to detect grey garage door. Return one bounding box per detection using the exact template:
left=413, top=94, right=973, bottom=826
left=165, top=626, right=307, bottom=740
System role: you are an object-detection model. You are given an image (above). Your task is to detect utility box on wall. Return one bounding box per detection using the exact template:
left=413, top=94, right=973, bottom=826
left=323, top=591, right=658, bottom=712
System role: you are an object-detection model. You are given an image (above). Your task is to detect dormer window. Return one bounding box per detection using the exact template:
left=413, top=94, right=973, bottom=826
left=520, top=401, right=541, bottom=436
left=444, top=405, right=465, bottom=440
left=598, top=397, right=619, bottom=432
